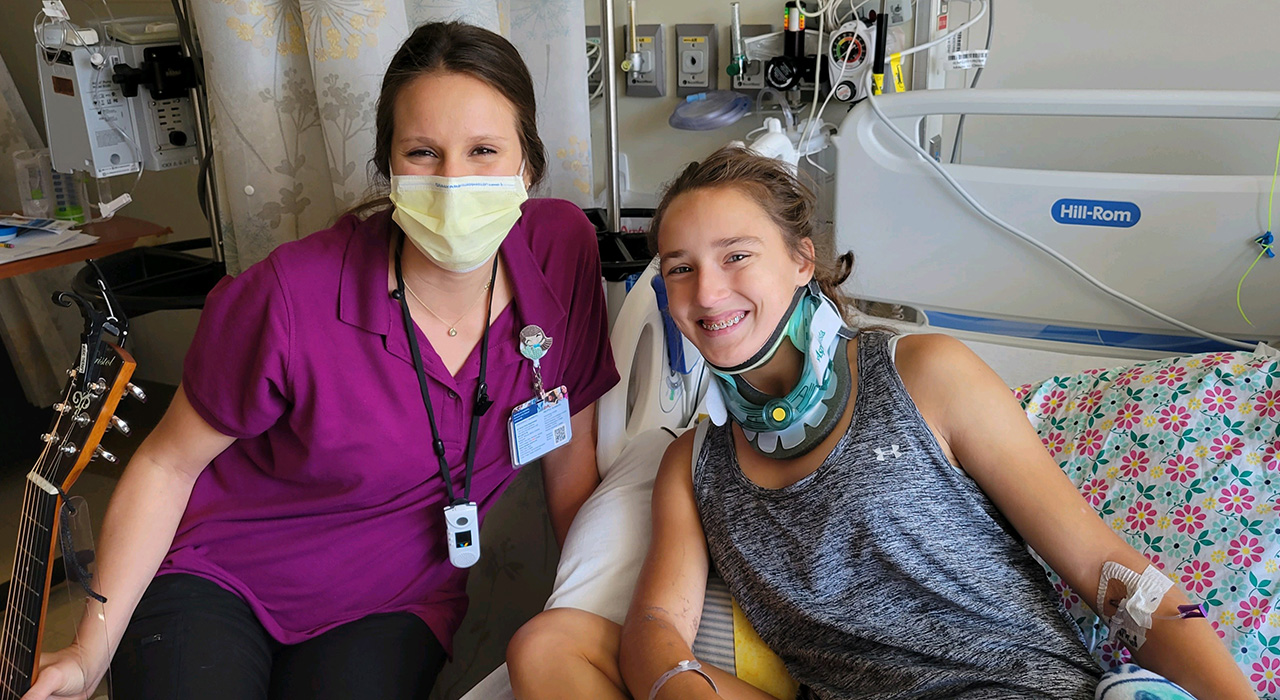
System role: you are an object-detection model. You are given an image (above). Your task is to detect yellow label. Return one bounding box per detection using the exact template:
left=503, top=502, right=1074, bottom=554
left=682, top=36, right=705, bottom=44
left=637, top=36, right=653, bottom=45
left=890, top=53, right=906, bottom=93
left=872, top=73, right=885, bottom=96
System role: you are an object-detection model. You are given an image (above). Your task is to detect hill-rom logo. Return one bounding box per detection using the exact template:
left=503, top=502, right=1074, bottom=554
left=1052, top=199, right=1141, bottom=228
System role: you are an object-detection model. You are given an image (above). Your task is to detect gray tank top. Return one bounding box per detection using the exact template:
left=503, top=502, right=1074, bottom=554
left=693, top=332, right=1101, bottom=700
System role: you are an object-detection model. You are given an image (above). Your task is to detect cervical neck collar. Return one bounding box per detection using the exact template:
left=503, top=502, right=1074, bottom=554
left=705, top=281, right=855, bottom=459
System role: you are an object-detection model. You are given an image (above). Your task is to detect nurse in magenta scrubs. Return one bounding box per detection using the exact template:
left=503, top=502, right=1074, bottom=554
left=25, top=21, right=618, bottom=700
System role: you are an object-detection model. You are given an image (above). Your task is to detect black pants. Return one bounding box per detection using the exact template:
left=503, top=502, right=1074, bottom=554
left=110, top=574, right=446, bottom=700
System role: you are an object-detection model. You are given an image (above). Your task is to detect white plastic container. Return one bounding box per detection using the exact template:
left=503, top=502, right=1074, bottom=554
left=747, top=117, right=799, bottom=168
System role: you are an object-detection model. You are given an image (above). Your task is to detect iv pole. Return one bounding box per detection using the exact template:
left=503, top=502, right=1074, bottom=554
left=599, top=0, right=622, bottom=233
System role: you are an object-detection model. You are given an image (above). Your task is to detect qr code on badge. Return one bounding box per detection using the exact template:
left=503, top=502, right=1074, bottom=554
left=554, top=425, right=567, bottom=443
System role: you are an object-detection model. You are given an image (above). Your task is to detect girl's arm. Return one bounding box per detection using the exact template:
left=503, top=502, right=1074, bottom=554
left=619, top=431, right=776, bottom=700
left=896, top=333, right=1256, bottom=700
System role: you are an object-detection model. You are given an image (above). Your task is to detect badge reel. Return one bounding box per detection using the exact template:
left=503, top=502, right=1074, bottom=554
left=510, top=325, right=573, bottom=467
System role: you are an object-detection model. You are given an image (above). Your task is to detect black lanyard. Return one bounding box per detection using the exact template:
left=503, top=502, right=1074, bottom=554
left=392, top=232, right=497, bottom=506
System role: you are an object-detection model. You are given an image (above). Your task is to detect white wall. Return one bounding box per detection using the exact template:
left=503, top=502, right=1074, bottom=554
left=584, top=0, right=798, bottom=198
left=584, top=0, right=1280, bottom=199
left=958, top=0, right=1280, bottom=176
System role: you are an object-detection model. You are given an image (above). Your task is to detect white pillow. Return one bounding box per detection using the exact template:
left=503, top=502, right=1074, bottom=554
left=543, top=428, right=678, bottom=624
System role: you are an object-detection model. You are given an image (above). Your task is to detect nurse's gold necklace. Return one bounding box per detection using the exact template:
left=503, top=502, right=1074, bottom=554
left=403, top=277, right=491, bottom=337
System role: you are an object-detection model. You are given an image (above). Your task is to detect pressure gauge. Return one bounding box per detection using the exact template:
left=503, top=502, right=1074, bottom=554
left=830, top=28, right=867, bottom=68
left=827, top=21, right=872, bottom=84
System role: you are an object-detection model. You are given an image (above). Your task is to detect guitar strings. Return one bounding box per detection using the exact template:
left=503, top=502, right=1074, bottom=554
left=2, top=377, right=76, bottom=696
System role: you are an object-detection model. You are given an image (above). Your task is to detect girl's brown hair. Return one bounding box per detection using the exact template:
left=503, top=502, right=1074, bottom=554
left=648, top=146, right=856, bottom=321
left=348, top=21, right=547, bottom=218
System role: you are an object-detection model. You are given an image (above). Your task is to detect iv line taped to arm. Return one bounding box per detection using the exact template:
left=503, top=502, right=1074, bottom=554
left=1095, top=562, right=1205, bottom=650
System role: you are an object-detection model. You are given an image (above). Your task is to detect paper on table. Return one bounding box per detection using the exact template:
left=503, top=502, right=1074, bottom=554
left=0, top=216, right=79, bottom=234
left=0, top=229, right=97, bottom=265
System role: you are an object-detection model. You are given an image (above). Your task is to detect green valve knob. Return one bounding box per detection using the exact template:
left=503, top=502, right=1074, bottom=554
left=727, top=62, right=741, bottom=77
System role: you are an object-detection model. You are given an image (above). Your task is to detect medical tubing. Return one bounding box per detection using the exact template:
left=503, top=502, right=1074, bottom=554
left=796, top=0, right=850, bottom=136
left=893, top=0, right=987, bottom=59
left=1268, top=126, right=1280, bottom=234
left=951, top=0, right=994, bottom=164
left=863, top=76, right=1255, bottom=351
left=800, top=42, right=851, bottom=174
left=757, top=88, right=796, bottom=131
left=804, top=0, right=989, bottom=169
left=802, top=7, right=827, bottom=144
left=1235, top=129, right=1280, bottom=325
left=586, top=41, right=602, bottom=93
left=796, top=0, right=864, bottom=164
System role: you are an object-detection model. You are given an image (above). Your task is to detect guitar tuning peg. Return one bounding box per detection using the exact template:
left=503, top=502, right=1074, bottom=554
left=59, top=443, right=78, bottom=455
left=89, top=378, right=108, bottom=396
left=41, top=433, right=57, bottom=443
left=126, top=382, right=147, bottom=403
left=93, top=446, right=117, bottom=463
left=52, top=402, right=73, bottom=414
left=110, top=415, right=131, bottom=435
left=74, top=413, right=91, bottom=426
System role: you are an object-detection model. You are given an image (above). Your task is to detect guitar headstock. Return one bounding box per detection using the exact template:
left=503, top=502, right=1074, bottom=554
left=33, top=286, right=139, bottom=494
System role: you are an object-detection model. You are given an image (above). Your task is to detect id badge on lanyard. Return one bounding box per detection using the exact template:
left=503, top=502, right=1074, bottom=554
left=509, top=324, right=572, bottom=466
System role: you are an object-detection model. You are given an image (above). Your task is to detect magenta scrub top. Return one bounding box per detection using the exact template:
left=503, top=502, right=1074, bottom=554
left=160, top=199, right=619, bottom=653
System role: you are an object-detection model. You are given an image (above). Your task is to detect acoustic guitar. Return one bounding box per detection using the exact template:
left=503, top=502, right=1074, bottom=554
left=0, top=285, right=142, bottom=699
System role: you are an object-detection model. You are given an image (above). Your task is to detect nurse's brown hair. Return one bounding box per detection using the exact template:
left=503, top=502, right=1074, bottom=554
left=648, top=146, right=856, bottom=321
left=348, top=21, right=546, bottom=217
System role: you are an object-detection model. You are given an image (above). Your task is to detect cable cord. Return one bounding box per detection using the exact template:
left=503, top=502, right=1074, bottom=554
left=950, top=0, right=993, bottom=164
left=1235, top=129, right=1280, bottom=325
left=862, top=71, right=1256, bottom=351
left=794, top=0, right=982, bottom=174
left=894, top=0, right=987, bottom=59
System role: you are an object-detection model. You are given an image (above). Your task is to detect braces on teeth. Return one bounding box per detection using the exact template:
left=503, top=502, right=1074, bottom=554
left=704, top=313, right=744, bottom=331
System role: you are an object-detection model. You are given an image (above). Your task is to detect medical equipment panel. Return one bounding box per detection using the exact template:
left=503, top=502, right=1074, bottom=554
left=36, top=20, right=199, bottom=178
left=675, top=24, right=717, bottom=97
left=624, top=24, right=666, bottom=97
left=37, top=39, right=140, bottom=178
left=109, top=42, right=198, bottom=171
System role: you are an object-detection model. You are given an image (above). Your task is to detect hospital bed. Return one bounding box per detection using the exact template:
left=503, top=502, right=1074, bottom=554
left=446, top=89, right=1279, bottom=700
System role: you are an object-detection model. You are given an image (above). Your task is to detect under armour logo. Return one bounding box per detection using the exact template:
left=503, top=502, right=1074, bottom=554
left=874, top=444, right=902, bottom=461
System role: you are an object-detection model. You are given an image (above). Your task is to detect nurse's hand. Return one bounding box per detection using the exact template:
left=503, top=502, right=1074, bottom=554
left=21, top=647, right=98, bottom=700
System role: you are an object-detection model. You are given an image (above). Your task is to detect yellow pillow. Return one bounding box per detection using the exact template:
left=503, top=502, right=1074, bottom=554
left=733, top=599, right=800, bottom=700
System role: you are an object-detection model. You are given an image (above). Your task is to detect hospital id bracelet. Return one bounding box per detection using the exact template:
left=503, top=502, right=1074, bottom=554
left=648, top=659, right=718, bottom=700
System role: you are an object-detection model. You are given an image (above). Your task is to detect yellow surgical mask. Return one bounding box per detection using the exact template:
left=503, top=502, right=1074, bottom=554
left=390, top=166, right=529, bottom=273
